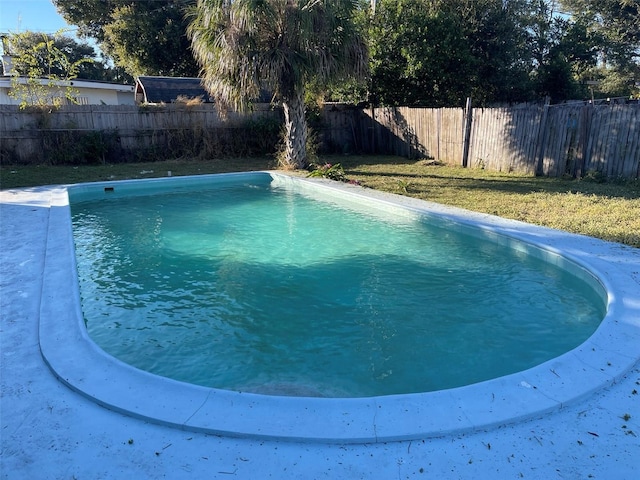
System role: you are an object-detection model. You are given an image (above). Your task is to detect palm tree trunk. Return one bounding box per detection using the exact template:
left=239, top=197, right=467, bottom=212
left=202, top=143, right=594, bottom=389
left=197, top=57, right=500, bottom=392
left=281, top=89, right=308, bottom=169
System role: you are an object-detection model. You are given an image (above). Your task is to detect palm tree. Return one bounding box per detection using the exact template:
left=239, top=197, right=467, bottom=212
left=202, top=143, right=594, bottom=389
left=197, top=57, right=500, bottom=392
left=188, top=0, right=368, bottom=169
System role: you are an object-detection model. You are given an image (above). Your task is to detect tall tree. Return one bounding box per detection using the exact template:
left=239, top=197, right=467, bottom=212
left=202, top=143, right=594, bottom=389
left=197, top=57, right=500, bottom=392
left=455, top=0, right=533, bottom=103
left=52, top=0, right=112, bottom=40
left=561, top=0, right=640, bottom=57
left=560, top=0, right=640, bottom=97
left=103, top=2, right=199, bottom=77
left=367, top=0, right=533, bottom=107
left=188, top=0, right=368, bottom=169
left=368, top=0, right=472, bottom=106
left=528, top=1, right=586, bottom=101
left=54, top=0, right=200, bottom=77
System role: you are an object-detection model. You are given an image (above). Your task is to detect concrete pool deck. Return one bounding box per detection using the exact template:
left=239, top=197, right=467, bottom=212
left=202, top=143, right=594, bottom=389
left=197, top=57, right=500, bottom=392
left=2, top=177, right=640, bottom=478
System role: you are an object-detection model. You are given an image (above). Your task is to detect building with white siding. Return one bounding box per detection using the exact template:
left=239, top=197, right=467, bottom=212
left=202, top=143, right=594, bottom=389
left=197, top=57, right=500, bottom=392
left=0, top=76, right=135, bottom=105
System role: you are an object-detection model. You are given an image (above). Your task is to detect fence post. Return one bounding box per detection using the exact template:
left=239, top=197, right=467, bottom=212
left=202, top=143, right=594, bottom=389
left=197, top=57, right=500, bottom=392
left=436, top=108, right=441, bottom=162
left=535, top=97, right=551, bottom=176
left=462, top=97, right=472, bottom=167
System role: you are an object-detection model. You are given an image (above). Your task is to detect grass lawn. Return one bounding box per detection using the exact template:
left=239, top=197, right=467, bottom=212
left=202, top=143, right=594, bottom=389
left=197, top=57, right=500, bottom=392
left=1, top=155, right=638, bottom=248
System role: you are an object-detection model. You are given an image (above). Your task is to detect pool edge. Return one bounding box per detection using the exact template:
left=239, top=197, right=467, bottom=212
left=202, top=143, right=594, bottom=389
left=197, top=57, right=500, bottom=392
left=39, top=172, right=640, bottom=444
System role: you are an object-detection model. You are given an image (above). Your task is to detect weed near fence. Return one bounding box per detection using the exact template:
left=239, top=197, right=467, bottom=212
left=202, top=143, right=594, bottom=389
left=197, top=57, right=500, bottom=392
left=0, top=104, right=282, bottom=165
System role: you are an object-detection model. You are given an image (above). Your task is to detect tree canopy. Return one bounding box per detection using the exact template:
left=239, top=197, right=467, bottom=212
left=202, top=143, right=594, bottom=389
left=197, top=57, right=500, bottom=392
left=366, top=0, right=534, bottom=106
left=53, top=0, right=200, bottom=77
left=1, top=30, right=129, bottom=83
left=560, top=0, right=640, bottom=96
left=52, top=0, right=638, bottom=103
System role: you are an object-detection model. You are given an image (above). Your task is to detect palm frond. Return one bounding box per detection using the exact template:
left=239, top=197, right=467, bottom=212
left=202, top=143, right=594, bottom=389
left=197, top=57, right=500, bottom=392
left=189, top=0, right=367, bottom=107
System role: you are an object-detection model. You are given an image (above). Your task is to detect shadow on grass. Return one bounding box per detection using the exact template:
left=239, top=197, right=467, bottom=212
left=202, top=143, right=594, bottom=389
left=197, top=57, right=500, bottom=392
left=335, top=155, right=421, bottom=168
left=343, top=163, right=640, bottom=201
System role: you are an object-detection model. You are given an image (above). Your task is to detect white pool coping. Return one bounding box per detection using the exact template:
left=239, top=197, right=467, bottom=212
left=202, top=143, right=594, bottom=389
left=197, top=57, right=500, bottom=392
left=36, top=172, right=640, bottom=444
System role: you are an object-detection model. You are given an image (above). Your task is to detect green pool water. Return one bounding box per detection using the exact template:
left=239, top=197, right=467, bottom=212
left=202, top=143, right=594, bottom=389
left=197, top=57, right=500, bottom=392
left=70, top=176, right=605, bottom=397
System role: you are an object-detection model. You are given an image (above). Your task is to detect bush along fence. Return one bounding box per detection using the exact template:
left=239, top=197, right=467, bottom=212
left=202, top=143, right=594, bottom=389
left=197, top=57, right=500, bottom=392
left=0, top=104, right=282, bottom=165
left=1, top=101, right=638, bottom=179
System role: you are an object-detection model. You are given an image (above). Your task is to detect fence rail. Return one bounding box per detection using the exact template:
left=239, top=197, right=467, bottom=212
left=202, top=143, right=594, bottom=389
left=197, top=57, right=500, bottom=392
left=1, top=102, right=639, bottom=179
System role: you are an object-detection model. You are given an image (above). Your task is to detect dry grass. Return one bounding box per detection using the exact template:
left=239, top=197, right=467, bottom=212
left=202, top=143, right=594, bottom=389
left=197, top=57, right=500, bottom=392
left=338, top=155, right=640, bottom=248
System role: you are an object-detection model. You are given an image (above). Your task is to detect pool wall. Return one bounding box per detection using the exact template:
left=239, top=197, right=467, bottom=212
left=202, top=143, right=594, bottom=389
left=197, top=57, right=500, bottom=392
left=39, top=172, right=640, bottom=443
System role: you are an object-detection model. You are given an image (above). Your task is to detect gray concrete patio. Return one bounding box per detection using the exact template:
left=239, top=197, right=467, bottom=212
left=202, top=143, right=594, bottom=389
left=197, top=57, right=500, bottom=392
left=1, top=183, right=639, bottom=479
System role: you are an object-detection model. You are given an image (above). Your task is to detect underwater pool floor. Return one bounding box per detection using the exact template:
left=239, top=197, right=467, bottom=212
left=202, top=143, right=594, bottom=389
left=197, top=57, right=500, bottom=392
left=2, top=174, right=640, bottom=479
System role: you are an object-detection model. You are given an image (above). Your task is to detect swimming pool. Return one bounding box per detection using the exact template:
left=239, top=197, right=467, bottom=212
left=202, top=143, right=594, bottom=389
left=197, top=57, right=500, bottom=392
left=39, top=172, right=640, bottom=443
left=69, top=173, right=604, bottom=397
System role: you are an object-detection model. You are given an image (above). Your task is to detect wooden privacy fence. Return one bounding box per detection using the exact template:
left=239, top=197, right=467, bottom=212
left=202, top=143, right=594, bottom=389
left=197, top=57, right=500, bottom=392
left=1, top=102, right=639, bottom=179
left=318, top=102, right=640, bottom=179
left=0, top=104, right=282, bottom=164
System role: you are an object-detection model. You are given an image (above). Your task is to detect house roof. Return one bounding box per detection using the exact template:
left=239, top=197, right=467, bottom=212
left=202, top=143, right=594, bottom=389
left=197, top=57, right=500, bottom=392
left=135, top=75, right=274, bottom=104
left=0, top=76, right=133, bottom=92
left=135, top=76, right=213, bottom=103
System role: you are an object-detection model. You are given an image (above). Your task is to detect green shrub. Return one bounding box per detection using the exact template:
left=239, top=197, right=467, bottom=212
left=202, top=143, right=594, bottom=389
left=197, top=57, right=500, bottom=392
left=307, top=162, right=346, bottom=181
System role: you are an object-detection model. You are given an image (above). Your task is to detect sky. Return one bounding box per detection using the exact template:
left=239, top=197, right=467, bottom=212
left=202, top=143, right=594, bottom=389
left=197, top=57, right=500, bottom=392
left=0, top=0, right=76, bottom=35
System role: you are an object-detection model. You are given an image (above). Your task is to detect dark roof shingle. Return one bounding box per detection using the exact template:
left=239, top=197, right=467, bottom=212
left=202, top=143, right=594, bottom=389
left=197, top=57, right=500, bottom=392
left=135, top=76, right=213, bottom=103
